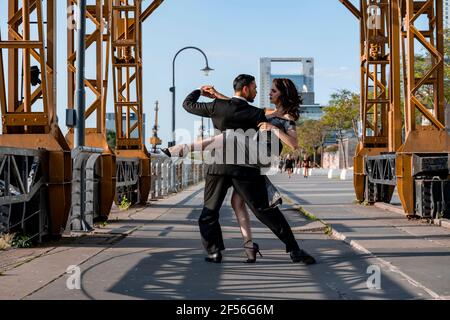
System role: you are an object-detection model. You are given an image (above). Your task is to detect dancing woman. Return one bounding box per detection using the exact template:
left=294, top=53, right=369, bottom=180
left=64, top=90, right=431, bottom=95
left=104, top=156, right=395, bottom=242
left=163, top=78, right=301, bottom=263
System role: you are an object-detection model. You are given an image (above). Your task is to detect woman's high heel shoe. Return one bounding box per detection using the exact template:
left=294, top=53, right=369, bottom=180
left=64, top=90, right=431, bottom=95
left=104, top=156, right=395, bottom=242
left=162, top=144, right=189, bottom=158
left=243, top=241, right=263, bottom=263
left=161, top=148, right=172, bottom=157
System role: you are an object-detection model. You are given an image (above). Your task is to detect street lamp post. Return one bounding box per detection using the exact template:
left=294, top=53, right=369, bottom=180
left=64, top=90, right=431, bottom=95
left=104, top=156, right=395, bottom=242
left=169, top=46, right=213, bottom=147
left=74, top=0, right=87, bottom=149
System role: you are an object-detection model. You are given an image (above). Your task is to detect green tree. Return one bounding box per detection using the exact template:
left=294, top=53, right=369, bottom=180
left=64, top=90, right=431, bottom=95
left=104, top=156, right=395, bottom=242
left=106, top=130, right=116, bottom=151
left=322, top=89, right=360, bottom=168
left=297, top=119, right=331, bottom=166
left=281, top=119, right=332, bottom=166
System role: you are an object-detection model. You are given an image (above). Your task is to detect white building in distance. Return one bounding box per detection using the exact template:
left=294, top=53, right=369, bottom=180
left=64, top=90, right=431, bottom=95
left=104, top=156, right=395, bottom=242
left=259, top=57, right=322, bottom=120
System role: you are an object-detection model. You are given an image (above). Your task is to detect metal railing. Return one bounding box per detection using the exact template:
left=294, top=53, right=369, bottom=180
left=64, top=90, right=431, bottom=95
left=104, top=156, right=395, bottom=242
left=0, top=148, right=206, bottom=238
left=150, top=154, right=205, bottom=200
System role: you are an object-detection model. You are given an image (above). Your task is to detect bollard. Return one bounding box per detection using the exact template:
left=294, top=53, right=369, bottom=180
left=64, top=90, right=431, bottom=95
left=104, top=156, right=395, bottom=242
left=340, top=168, right=348, bottom=180
left=168, top=161, right=174, bottom=193
left=150, top=161, right=156, bottom=200
left=189, top=163, right=194, bottom=186
left=176, top=162, right=182, bottom=191
left=193, top=164, right=197, bottom=184
left=195, top=164, right=199, bottom=183
left=155, top=160, right=160, bottom=197
left=157, top=160, right=163, bottom=197
left=161, top=161, right=167, bottom=196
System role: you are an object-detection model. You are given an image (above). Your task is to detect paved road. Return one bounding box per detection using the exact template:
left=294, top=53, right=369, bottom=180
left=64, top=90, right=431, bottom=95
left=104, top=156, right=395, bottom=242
left=9, top=174, right=446, bottom=300
left=271, top=174, right=450, bottom=299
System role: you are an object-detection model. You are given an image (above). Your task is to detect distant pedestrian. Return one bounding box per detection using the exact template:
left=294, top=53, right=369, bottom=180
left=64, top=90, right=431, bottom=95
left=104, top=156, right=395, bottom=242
left=285, top=154, right=294, bottom=178
left=278, top=158, right=285, bottom=173
left=302, top=155, right=311, bottom=178
left=295, top=157, right=302, bottom=175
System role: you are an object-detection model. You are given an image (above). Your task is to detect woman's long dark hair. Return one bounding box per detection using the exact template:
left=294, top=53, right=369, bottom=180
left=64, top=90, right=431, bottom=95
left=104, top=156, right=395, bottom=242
left=272, top=78, right=302, bottom=121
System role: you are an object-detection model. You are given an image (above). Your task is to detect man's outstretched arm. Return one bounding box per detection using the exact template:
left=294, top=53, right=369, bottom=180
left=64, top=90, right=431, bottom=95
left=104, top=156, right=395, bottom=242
left=182, top=90, right=215, bottom=117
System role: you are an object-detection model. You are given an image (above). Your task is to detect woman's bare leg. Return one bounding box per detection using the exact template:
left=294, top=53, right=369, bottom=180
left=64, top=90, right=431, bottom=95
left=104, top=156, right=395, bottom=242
left=167, top=134, right=224, bottom=157
left=231, top=189, right=253, bottom=248
left=167, top=131, right=257, bottom=159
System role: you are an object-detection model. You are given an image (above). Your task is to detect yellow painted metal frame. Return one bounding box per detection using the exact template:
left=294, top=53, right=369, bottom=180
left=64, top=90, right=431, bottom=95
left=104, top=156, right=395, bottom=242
left=396, top=0, right=450, bottom=214
left=343, top=0, right=449, bottom=215
left=111, top=0, right=163, bottom=204
left=342, top=0, right=402, bottom=202
left=0, top=0, right=72, bottom=237
left=66, top=0, right=116, bottom=219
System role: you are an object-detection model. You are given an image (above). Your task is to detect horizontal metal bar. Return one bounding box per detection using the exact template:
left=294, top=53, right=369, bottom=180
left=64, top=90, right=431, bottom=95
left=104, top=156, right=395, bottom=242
left=0, top=41, right=42, bottom=48
left=114, top=102, right=140, bottom=106
left=116, top=158, right=140, bottom=163
left=74, top=146, right=103, bottom=153
left=367, top=154, right=397, bottom=161
left=413, top=155, right=449, bottom=176
left=116, top=139, right=141, bottom=147
left=112, top=5, right=136, bottom=11
left=0, top=147, right=46, bottom=157
left=112, top=39, right=137, bottom=46
left=368, top=178, right=397, bottom=186
left=116, top=179, right=139, bottom=187
left=3, top=113, right=49, bottom=126
left=71, top=146, right=104, bottom=160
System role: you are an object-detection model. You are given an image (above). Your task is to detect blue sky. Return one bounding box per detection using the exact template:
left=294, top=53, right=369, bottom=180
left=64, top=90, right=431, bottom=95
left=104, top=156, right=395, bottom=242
left=0, top=0, right=361, bottom=149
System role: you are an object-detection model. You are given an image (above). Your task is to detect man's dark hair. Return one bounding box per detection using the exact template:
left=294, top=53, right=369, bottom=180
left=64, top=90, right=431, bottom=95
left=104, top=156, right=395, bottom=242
left=233, top=74, right=255, bottom=91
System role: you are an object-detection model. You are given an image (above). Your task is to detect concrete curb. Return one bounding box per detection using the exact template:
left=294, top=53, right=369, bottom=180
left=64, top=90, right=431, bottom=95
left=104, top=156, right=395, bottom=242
left=282, top=200, right=331, bottom=236
left=434, top=219, right=450, bottom=230
left=373, top=202, right=405, bottom=216
left=374, top=202, right=450, bottom=231
left=290, top=220, right=327, bottom=233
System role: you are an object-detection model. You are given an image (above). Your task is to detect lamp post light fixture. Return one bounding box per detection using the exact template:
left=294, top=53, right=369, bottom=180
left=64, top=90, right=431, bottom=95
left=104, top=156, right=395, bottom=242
left=169, top=46, right=214, bottom=147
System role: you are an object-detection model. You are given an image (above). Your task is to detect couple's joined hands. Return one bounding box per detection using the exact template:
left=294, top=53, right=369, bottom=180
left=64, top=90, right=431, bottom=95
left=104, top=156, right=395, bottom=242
left=199, top=85, right=276, bottom=131
left=258, top=122, right=277, bottom=131
left=200, top=85, right=220, bottom=99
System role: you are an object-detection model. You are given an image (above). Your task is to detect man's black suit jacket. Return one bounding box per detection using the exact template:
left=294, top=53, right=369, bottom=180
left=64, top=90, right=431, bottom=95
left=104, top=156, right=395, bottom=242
left=183, top=90, right=267, bottom=177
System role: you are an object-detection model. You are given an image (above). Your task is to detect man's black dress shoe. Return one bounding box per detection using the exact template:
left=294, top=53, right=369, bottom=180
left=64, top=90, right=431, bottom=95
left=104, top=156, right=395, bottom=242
left=161, top=148, right=171, bottom=157
left=290, top=249, right=316, bottom=265
left=205, top=251, right=222, bottom=263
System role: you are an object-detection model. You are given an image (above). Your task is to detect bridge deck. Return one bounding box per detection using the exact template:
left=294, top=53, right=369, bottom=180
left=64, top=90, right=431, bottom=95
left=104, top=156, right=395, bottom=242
left=1, top=174, right=450, bottom=300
